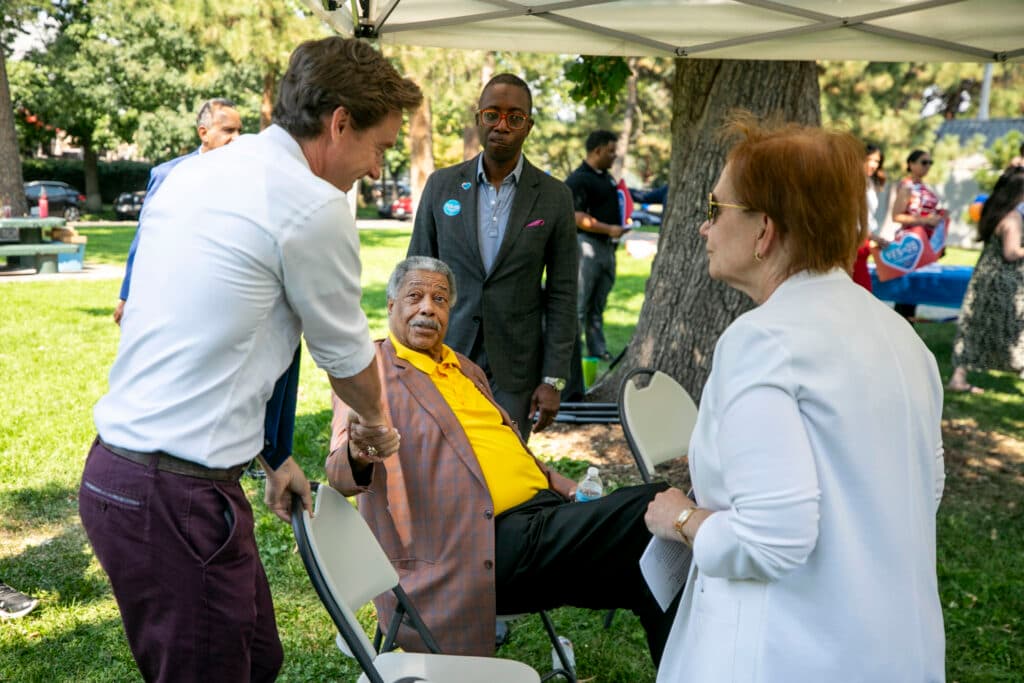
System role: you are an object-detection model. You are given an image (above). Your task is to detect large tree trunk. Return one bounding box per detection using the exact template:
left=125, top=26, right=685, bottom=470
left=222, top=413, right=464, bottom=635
left=0, top=51, right=27, bottom=217
left=612, top=56, right=639, bottom=180
left=83, top=143, right=102, bottom=211
left=409, top=96, right=434, bottom=212
left=592, top=59, right=820, bottom=401
left=261, top=70, right=276, bottom=130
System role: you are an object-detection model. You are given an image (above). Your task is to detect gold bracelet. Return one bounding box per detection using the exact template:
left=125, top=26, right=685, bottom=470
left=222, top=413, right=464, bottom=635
left=674, top=507, right=697, bottom=546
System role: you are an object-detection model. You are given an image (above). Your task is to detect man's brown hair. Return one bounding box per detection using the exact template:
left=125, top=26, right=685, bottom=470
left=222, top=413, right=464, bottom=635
left=273, top=37, right=422, bottom=138
left=722, top=112, right=867, bottom=274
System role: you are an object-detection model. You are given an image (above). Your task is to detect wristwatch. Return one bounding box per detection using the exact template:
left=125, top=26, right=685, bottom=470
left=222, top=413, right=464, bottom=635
left=542, top=376, right=566, bottom=391
left=674, top=507, right=697, bottom=546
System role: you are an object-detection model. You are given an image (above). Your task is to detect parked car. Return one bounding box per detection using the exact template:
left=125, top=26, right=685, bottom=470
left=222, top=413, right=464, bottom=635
left=387, top=194, right=413, bottom=220
left=25, top=181, right=85, bottom=221
left=377, top=184, right=412, bottom=219
left=115, top=191, right=147, bottom=221
left=370, top=180, right=410, bottom=202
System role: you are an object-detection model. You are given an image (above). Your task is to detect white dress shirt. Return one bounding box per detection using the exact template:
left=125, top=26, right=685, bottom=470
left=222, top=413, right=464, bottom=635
left=95, top=125, right=374, bottom=469
left=657, top=269, right=946, bottom=682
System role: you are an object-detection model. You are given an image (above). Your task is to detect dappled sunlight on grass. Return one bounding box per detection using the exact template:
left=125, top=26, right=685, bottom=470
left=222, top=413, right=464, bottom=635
left=3, top=226, right=1021, bottom=680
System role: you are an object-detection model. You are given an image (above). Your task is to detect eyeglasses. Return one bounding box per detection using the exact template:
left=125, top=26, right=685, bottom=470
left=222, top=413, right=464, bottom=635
left=918, top=159, right=933, bottom=166
left=477, top=108, right=529, bottom=130
left=707, top=193, right=750, bottom=224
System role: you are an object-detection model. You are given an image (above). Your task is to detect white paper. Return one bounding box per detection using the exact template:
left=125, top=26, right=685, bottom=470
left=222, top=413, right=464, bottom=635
left=640, top=536, right=692, bottom=611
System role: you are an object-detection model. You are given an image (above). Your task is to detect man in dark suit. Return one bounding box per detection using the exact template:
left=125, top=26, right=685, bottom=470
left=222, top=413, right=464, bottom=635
left=407, top=74, right=577, bottom=440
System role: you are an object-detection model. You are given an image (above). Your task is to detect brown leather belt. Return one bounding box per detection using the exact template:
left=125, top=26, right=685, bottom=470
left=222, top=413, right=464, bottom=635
left=99, top=438, right=247, bottom=482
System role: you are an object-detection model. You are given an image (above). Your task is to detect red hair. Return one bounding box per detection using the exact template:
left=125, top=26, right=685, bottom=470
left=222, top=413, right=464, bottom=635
left=723, top=112, right=868, bottom=275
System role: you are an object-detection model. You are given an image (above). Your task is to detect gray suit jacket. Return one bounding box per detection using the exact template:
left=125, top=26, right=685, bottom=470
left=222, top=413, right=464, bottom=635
left=408, top=154, right=577, bottom=392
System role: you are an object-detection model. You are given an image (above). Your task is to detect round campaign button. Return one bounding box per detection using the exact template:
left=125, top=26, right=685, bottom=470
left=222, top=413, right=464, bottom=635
left=443, top=199, right=461, bottom=216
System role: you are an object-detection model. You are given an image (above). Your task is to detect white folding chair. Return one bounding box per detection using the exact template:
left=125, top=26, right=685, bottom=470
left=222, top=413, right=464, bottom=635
left=603, top=368, right=698, bottom=630
left=291, top=485, right=540, bottom=683
left=618, top=368, right=699, bottom=483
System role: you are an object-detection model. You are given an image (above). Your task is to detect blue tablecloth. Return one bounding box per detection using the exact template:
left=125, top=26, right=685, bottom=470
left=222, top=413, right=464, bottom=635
left=869, top=264, right=974, bottom=309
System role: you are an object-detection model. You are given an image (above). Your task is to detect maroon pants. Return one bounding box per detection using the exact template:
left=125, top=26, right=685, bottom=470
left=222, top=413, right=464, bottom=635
left=79, top=439, right=283, bottom=682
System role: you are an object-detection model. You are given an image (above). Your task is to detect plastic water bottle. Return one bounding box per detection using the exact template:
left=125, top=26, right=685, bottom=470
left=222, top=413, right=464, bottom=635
left=551, top=635, right=576, bottom=674
left=576, top=466, right=603, bottom=502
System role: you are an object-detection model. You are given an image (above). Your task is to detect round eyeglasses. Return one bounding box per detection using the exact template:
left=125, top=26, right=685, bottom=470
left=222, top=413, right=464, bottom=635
left=477, top=109, right=529, bottom=130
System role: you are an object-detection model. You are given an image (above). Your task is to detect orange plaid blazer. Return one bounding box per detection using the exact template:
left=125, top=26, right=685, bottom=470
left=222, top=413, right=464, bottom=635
left=327, top=338, right=561, bottom=656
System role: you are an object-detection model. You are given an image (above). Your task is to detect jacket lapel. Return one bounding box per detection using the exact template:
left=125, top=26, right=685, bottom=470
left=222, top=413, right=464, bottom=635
left=489, top=156, right=540, bottom=277
left=457, top=157, right=486, bottom=278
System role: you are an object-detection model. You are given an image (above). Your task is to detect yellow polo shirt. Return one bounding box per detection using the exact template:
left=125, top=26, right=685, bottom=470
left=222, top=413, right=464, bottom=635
left=390, top=334, right=548, bottom=514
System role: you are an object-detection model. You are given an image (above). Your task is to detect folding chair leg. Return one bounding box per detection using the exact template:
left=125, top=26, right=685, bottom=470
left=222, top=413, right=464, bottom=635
left=373, top=624, right=383, bottom=653
left=539, top=611, right=577, bottom=683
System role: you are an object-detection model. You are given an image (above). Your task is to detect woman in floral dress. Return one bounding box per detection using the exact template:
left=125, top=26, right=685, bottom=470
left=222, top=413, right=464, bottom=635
left=949, top=166, right=1024, bottom=393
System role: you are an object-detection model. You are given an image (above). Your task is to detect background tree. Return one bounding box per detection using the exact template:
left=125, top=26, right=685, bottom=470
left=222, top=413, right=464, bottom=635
left=9, top=1, right=202, bottom=210
left=591, top=59, right=821, bottom=399
left=166, top=0, right=327, bottom=130
left=819, top=61, right=1024, bottom=181
left=0, top=0, right=37, bottom=217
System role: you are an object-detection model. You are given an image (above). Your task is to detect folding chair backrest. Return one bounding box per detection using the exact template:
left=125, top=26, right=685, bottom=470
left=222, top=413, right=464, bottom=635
left=308, top=484, right=400, bottom=608
left=299, top=485, right=401, bottom=664
left=619, top=368, right=699, bottom=481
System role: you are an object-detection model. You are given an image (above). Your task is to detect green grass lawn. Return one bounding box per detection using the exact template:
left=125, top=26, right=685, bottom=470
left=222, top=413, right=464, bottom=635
left=1, top=228, right=1020, bottom=681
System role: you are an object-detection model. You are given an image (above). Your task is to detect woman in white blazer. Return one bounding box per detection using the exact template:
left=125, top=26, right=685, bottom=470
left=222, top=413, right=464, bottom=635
left=645, top=115, right=946, bottom=682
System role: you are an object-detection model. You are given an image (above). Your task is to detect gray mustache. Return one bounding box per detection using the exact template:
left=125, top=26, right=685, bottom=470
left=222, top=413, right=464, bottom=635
left=410, top=319, right=441, bottom=331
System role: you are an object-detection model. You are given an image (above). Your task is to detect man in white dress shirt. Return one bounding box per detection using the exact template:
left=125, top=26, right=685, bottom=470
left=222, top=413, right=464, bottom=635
left=78, top=37, right=421, bottom=682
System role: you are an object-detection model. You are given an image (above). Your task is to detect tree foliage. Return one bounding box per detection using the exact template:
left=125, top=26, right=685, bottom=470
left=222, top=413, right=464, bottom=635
left=9, top=0, right=204, bottom=206
left=819, top=61, right=1024, bottom=181
left=155, top=0, right=328, bottom=130
left=564, top=56, right=632, bottom=110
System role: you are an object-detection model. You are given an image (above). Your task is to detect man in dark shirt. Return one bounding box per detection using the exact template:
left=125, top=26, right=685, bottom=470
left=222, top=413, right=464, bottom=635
left=565, top=130, right=626, bottom=361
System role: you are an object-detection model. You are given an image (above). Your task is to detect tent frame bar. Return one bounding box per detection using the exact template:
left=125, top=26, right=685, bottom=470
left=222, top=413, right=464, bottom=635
left=312, top=0, right=1019, bottom=63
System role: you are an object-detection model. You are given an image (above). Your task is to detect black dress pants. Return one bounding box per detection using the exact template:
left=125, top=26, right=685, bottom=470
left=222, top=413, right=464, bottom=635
left=494, top=483, right=676, bottom=665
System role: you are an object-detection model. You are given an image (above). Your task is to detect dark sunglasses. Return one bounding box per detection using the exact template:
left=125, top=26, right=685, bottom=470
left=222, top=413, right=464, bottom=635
left=477, top=108, right=529, bottom=130
left=707, top=192, right=750, bottom=224
left=918, top=159, right=933, bottom=166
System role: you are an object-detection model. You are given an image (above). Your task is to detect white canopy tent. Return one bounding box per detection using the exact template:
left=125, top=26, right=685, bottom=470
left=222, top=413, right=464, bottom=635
left=302, top=0, right=1023, bottom=63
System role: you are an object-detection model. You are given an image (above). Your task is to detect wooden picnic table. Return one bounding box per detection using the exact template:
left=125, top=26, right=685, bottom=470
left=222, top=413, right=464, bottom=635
left=0, top=217, right=71, bottom=273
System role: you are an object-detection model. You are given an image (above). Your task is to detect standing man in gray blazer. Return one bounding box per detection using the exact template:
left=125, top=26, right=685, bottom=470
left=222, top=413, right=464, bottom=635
left=408, top=73, right=577, bottom=440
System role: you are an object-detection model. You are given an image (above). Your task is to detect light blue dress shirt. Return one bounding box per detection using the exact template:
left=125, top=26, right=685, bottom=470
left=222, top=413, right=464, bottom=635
left=476, top=153, right=524, bottom=273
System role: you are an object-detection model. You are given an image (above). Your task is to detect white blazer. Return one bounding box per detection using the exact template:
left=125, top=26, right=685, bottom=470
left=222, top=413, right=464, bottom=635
left=657, top=269, right=946, bottom=683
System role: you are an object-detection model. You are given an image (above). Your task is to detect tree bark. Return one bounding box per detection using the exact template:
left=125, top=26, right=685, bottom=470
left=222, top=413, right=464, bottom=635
left=261, top=70, right=276, bottom=130
left=0, top=51, right=27, bottom=217
left=83, top=143, right=102, bottom=211
left=409, top=96, right=434, bottom=212
left=591, top=59, right=820, bottom=401
left=612, top=57, right=639, bottom=180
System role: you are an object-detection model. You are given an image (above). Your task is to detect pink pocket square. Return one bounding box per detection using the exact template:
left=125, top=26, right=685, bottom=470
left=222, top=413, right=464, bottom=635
left=525, top=219, right=545, bottom=228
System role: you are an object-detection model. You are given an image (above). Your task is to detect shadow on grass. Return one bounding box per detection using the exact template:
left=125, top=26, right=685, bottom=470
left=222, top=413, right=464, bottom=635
left=285, top=410, right=337, bottom=490
left=608, top=272, right=651, bottom=299
left=0, top=481, right=79, bottom=525
left=359, top=229, right=412, bottom=250
left=3, top=614, right=137, bottom=679
left=0, top=522, right=111, bottom=608
left=938, top=421, right=1024, bottom=678
left=75, top=306, right=116, bottom=317
left=942, top=420, right=1024, bottom=498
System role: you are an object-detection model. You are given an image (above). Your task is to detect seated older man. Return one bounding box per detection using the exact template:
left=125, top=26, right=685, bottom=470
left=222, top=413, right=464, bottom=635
left=327, top=255, right=675, bottom=663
